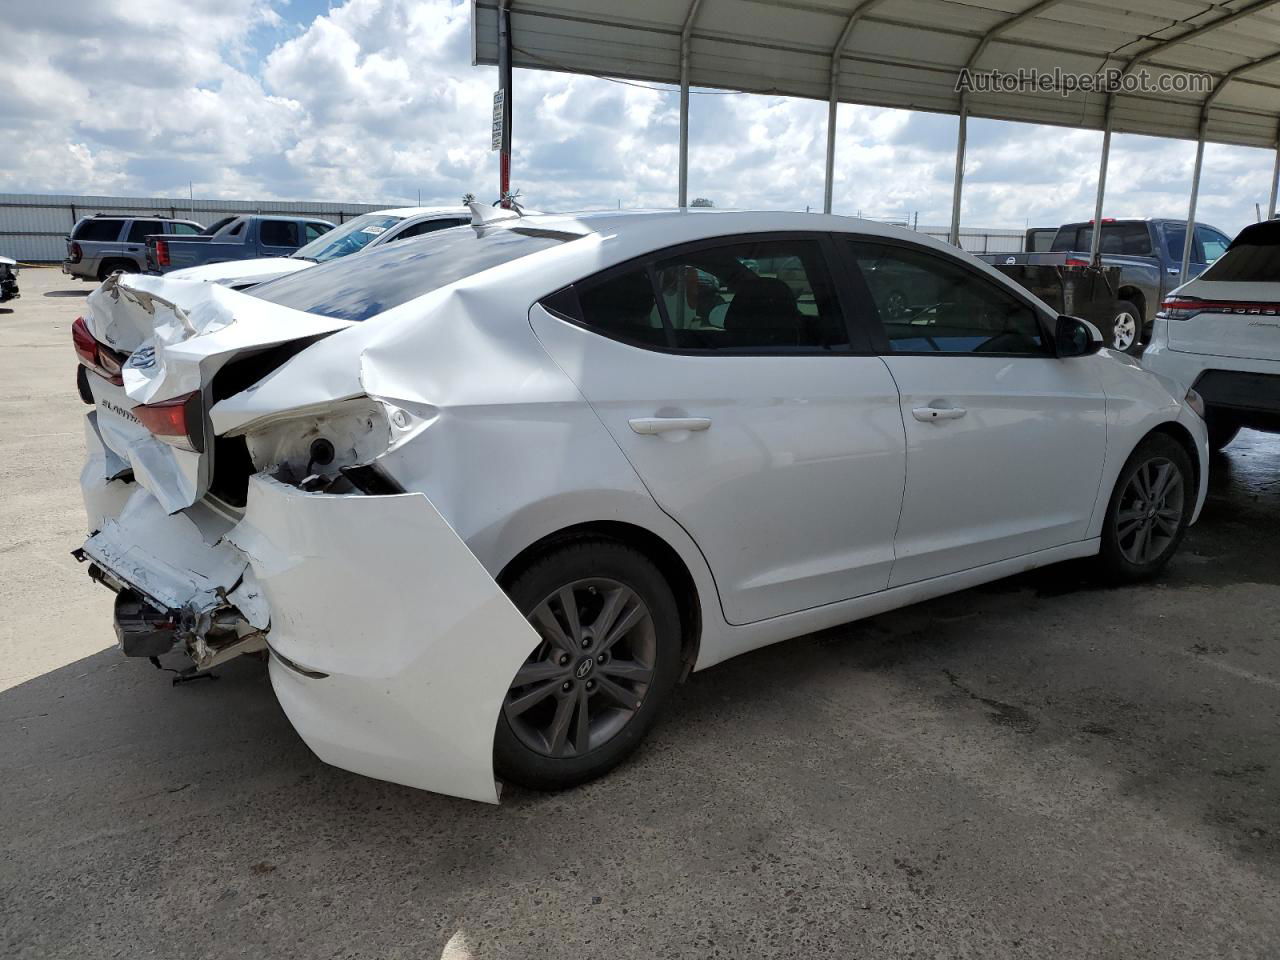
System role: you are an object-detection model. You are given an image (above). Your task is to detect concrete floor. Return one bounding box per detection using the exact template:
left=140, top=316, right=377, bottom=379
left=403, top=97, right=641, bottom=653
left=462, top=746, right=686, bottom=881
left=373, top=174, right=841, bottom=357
left=2, top=267, right=1278, bottom=959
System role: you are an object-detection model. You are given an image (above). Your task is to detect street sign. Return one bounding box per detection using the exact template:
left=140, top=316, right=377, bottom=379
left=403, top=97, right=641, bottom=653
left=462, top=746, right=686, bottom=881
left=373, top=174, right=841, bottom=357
left=491, top=89, right=505, bottom=152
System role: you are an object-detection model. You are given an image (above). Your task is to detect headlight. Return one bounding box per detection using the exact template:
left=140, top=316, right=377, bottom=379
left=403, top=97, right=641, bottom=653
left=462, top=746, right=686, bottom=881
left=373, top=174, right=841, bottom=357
left=1185, top=387, right=1206, bottom=419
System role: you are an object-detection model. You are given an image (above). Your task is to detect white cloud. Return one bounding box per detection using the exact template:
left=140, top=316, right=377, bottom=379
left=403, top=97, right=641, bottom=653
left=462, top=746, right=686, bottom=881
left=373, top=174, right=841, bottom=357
left=0, top=0, right=1275, bottom=235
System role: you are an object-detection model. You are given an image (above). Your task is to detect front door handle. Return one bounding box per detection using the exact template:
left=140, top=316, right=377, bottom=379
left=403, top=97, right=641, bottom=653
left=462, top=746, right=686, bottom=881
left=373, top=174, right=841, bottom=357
left=912, top=406, right=966, bottom=422
left=628, top=417, right=712, bottom=435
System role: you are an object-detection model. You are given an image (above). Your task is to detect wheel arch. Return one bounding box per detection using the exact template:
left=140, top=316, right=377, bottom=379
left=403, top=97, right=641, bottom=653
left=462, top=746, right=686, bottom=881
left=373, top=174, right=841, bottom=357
left=497, top=520, right=703, bottom=679
left=1146, top=419, right=1202, bottom=502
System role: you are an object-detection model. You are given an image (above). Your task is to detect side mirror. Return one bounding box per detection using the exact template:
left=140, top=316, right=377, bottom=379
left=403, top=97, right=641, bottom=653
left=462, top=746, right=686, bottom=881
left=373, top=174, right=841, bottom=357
left=1055, top=315, right=1103, bottom=357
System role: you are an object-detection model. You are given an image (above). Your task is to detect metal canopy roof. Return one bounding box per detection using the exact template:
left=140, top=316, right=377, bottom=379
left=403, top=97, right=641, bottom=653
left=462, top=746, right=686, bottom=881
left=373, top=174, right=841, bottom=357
left=474, top=0, right=1280, bottom=149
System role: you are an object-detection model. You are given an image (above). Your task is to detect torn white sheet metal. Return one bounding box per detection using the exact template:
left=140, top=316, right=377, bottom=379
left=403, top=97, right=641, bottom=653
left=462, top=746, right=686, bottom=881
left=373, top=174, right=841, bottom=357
left=226, top=475, right=541, bottom=804
left=81, top=412, right=135, bottom=532
left=80, top=483, right=268, bottom=629
left=84, top=273, right=357, bottom=511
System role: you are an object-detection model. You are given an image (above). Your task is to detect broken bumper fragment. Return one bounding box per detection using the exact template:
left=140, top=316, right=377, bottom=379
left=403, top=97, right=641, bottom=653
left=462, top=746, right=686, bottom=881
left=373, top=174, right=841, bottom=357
left=80, top=449, right=540, bottom=803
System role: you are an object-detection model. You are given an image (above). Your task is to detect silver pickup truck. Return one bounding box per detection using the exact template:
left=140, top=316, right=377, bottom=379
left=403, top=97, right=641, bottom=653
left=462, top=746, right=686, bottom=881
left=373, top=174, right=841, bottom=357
left=979, top=218, right=1232, bottom=353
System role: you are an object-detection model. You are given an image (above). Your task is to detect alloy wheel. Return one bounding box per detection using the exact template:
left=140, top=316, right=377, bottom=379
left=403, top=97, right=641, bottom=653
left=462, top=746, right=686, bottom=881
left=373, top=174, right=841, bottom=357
left=504, top=578, right=657, bottom=758
left=1115, top=457, right=1185, bottom=565
left=1112, top=311, right=1138, bottom=351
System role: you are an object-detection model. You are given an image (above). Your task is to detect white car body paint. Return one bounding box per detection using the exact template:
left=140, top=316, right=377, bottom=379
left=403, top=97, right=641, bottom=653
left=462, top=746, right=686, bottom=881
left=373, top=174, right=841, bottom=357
left=76, top=209, right=1209, bottom=802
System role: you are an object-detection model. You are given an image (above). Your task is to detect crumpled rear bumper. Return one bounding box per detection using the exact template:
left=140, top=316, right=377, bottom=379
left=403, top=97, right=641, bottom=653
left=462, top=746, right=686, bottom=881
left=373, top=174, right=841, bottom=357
left=80, top=422, right=540, bottom=803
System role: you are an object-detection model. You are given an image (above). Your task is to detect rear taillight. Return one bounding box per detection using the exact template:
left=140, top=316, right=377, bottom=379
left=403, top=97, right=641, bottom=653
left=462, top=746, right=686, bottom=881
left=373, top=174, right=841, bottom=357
left=71, top=316, right=124, bottom=387
left=155, top=238, right=170, bottom=268
left=70, top=241, right=83, bottom=263
left=133, top=391, right=205, bottom=453
left=1158, top=296, right=1280, bottom=321
left=1064, top=257, right=1091, bottom=267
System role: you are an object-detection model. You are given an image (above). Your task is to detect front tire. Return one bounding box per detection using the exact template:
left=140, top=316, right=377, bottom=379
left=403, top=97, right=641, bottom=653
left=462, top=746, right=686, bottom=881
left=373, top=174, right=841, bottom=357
left=494, top=540, right=682, bottom=791
left=1097, top=433, right=1194, bottom=582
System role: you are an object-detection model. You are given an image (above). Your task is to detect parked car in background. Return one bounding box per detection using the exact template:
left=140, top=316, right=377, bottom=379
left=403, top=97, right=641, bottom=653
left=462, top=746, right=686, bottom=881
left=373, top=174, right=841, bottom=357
left=165, top=207, right=470, bottom=289
left=1143, top=219, right=1280, bottom=451
left=72, top=208, right=1206, bottom=803
left=0, top=256, right=18, bottom=302
left=145, top=215, right=334, bottom=275
left=979, top=218, right=1232, bottom=353
left=62, top=215, right=205, bottom=282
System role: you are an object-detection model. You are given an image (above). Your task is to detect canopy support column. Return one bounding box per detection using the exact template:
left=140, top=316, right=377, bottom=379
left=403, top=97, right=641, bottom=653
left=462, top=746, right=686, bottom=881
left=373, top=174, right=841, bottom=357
left=678, top=0, right=703, bottom=209
left=1269, top=127, right=1280, bottom=219
left=823, top=79, right=838, bottom=214
left=1089, top=100, right=1114, bottom=264
left=1180, top=120, right=1207, bottom=285
left=497, top=0, right=512, bottom=207
left=948, top=97, right=968, bottom=246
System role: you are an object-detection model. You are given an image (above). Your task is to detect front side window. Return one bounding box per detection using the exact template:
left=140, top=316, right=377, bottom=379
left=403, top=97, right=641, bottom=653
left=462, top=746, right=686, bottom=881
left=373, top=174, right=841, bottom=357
left=260, top=220, right=300, bottom=247
left=305, top=222, right=331, bottom=242
left=392, top=218, right=468, bottom=241
left=1196, top=225, right=1230, bottom=263
left=848, top=241, right=1049, bottom=355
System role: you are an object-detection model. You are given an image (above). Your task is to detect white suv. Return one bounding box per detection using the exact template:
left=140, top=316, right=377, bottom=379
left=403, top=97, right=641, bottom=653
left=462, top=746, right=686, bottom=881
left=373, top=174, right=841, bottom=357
left=1143, top=220, right=1280, bottom=450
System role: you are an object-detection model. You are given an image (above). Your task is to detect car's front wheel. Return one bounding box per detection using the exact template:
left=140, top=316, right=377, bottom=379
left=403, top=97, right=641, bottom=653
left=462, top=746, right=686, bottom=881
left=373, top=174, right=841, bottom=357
left=494, top=540, right=682, bottom=791
left=1097, top=433, right=1194, bottom=581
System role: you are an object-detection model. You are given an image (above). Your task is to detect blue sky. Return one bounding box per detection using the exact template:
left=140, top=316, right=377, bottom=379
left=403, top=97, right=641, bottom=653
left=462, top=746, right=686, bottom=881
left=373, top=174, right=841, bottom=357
left=2, top=0, right=1276, bottom=235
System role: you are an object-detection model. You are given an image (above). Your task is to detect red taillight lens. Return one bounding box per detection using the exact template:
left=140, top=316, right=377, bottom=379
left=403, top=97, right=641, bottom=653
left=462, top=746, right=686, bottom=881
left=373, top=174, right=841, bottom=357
left=1064, top=257, right=1091, bottom=267
left=70, top=241, right=83, bottom=263
left=133, top=392, right=205, bottom=453
left=71, top=316, right=125, bottom=387
left=1159, top=296, right=1280, bottom=321
left=155, top=238, right=170, bottom=268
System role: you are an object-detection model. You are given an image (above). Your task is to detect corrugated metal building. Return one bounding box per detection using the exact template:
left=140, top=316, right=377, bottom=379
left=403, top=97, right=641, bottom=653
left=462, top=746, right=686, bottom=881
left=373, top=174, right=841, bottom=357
left=0, top=193, right=397, bottom=263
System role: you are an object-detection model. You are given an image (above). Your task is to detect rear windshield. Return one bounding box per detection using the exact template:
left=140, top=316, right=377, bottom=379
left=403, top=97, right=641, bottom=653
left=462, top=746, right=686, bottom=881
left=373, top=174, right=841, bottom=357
left=249, top=225, right=580, bottom=322
left=1050, top=222, right=1151, bottom=255
left=1201, top=222, right=1280, bottom=282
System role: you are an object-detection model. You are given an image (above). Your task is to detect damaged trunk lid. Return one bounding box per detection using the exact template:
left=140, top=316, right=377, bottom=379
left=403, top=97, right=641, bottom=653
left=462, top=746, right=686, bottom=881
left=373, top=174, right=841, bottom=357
left=85, top=272, right=355, bottom=513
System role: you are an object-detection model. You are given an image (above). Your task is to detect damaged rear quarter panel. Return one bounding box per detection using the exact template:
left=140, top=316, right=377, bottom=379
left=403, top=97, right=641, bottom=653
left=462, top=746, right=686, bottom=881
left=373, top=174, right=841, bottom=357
left=227, top=475, right=541, bottom=804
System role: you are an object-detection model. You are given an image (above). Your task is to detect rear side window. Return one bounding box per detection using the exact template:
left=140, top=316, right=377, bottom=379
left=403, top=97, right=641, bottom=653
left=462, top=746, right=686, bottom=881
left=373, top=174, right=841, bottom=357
left=567, top=237, right=847, bottom=353
left=73, top=219, right=123, bottom=242
left=249, top=225, right=578, bottom=322
left=127, top=220, right=165, bottom=243
left=261, top=220, right=300, bottom=247
left=170, top=222, right=202, bottom=235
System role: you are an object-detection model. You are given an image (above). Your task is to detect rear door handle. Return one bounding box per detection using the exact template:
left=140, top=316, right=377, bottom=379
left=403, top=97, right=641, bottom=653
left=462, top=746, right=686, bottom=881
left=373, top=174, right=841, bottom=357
left=912, top=406, right=966, bottom=422
left=628, top=417, right=712, bottom=435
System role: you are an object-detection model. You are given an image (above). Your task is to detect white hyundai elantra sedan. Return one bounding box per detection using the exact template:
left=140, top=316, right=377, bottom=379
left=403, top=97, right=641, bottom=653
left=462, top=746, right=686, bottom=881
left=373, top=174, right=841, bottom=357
left=73, top=207, right=1208, bottom=802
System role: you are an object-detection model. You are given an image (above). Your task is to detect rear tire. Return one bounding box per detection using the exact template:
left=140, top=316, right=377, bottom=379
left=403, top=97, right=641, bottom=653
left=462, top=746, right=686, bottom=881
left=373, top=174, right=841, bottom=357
left=1107, top=301, right=1143, bottom=355
left=97, top=259, right=137, bottom=282
left=494, top=539, right=682, bottom=791
left=1097, top=433, right=1194, bottom=582
left=1206, top=413, right=1241, bottom=452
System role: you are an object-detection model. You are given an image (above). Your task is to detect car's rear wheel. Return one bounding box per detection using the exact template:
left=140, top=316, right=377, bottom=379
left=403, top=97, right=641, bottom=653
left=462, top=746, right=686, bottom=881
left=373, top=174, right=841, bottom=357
left=494, top=540, right=682, bottom=791
left=97, top=259, right=137, bottom=282
left=1108, top=301, right=1142, bottom=355
left=1097, top=433, right=1194, bottom=581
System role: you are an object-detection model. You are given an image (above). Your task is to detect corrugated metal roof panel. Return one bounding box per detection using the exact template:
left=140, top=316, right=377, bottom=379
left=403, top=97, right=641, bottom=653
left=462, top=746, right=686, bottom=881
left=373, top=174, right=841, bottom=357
left=475, top=0, right=1280, bottom=149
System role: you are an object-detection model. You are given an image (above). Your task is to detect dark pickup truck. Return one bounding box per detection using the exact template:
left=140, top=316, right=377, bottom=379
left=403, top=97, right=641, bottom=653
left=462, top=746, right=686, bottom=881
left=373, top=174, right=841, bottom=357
left=978, top=218, right=1232, bottom=353
left=146, top=215, right=335, bottom=274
